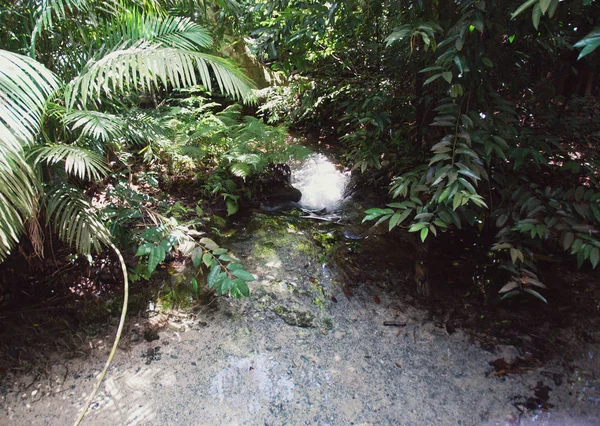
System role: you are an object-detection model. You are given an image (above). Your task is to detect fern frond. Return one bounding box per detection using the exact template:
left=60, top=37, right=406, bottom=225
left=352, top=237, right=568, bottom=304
left=46, top=184, right=110, bottom=255
left=31, top=145, right=109, bottom=181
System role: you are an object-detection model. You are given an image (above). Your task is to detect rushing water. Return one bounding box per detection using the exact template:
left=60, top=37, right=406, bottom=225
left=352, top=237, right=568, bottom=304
left=290, top=153, right=350, bottom=213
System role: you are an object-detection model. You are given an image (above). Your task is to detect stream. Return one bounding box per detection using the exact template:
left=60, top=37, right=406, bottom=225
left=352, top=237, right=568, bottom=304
left=1, top=151, right=599, bottom=425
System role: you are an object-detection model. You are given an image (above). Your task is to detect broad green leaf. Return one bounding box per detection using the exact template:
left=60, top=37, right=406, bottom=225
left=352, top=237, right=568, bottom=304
left=136, top=242, right=154, bottom=257
left=563, top=232, right=575, bottom=251
left=442, top=71, right=452, bottom=83
left=236, top=280, right=250, bottom=297
left=191, top=247, right=204, bottom=268
left=231, top=268, right=255, bottom=282
left=539, top=0, right=552, bottom=14
left=547, top=0, right=559, bottom=17
left=207, top=264, right=221, bottom=288
left=148, top=245, right=166, bottom=273
left=202, top=252, right=214, bottom=267
left=200, top=237, right=219, bottom=251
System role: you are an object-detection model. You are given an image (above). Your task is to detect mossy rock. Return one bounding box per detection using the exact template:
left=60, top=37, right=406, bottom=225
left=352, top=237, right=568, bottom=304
left=273, top=305, right=316, bottom=328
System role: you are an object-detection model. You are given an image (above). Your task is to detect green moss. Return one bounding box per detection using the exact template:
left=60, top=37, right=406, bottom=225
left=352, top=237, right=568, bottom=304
left=273, top=305, right=316, bottom=328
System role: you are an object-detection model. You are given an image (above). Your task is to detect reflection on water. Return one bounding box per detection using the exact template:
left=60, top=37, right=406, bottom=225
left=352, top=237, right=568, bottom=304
left=291, top=153, right=349, bottom=212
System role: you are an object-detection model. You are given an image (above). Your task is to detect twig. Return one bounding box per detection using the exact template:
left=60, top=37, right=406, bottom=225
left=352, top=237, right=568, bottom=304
left=383, top=321, right=407, bottom=327
left=74, top=244, right=128, bottom=426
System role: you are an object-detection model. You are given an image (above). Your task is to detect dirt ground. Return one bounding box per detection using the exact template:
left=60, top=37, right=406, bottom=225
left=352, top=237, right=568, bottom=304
left=1, top=211, right=599, bottom=425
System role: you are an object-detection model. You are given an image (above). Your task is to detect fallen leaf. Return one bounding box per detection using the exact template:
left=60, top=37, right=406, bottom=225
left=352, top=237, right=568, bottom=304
left=374, top=295, right=381, bottom=304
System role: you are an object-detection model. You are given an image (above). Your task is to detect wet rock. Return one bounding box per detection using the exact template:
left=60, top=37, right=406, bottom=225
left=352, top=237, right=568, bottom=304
left=273, top=305, right=316, bottom=328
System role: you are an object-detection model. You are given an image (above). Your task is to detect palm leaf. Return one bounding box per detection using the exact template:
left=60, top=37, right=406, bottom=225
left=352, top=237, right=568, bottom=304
left=112, top=11, right=213, bottom=51
left=46, top=184, right=110, bottom=255
left=0, top=50, right=59, bottom=149
left=0, top=152, right=40, bottom=261
left=0, top=50, right=56, bottom=260
left=31, top=145, right=110, bottom=181
left=64, top=109, right=127, bottom=143
left=65, top=42, right=255, bottom=108
left=30, top=0, right=92, bottom=56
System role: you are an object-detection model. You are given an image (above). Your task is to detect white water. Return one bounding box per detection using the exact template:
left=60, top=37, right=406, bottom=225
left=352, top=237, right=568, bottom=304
left=291, top=153, right=349, bottom=212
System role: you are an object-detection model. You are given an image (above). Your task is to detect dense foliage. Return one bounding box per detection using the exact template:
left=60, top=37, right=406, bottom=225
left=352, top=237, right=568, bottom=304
left=1, top=0, right=599, bottom=303
left=241, top=0, right=600, bottom=301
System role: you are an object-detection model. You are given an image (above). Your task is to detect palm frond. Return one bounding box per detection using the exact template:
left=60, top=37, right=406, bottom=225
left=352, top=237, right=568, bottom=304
left=0, top=50, right=59, bottom=149
left=46, top=184, right=110, bottom=255
left=0, top=50, right=56, bottom=260
left=124, top=108, right=172, bottom=146
left=30, top=0, right=92, bottom=56
left=31, top=145, right=110, bottom=181
left=113, top=11, right=213, bottom=51
left=0, top=152, right=40, bottom=261
left=64, top=109, right=127, bottom=143
left=65, top=43, right=255, bottom=107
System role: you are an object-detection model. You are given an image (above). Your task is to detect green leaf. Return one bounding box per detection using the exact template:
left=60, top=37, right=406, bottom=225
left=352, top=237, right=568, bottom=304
left=408, top=223, right=427, bottom=233
left=231, top=268, right=255, bottom=282
left=501, top=289, right=521, bottom=300
left=429, top=153, right=451, bottom=165
left=420, top=227, right=429, bottom=242
left=191, top=278, right=199, bottom=297
left=135, top=242, right=154, bottom=257
left=191, top=247, right=204, bottom=268
left=388, top=209, right=413, bottom=231
left=236, top=280, right=250, bottom=297
left=148, top=245, right=166, bottom=273
left=200, top=237, right=219, bottom=251
left=207, top=264, right=221, bottom=288
left=574, top=29, right=600, bottom=60
left=202, top=252, right=214, bottom=267
left=523, top=288, right=548, bottom=303
left=511, top=0, right=538, bottom=19
left=539, top=0, right=552, bottom=14
left=499, top=281, right=519, bottom=293
left=510, top=248, right=523, bottom=264
left=590, top=247, right=600, bottom=269
left=547, top=0, right=559, bottom=17
left=442, top=71, right=452, bottom=83
left=424, top=73, right=442, bottom=85
left=226, top=200, right=238, bottom=216
left=562, top=232, right=574, bottom=251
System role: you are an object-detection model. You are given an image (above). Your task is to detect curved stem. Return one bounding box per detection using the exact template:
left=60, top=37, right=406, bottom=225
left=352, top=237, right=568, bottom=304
left=74, top=243, right=129, bottom=426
